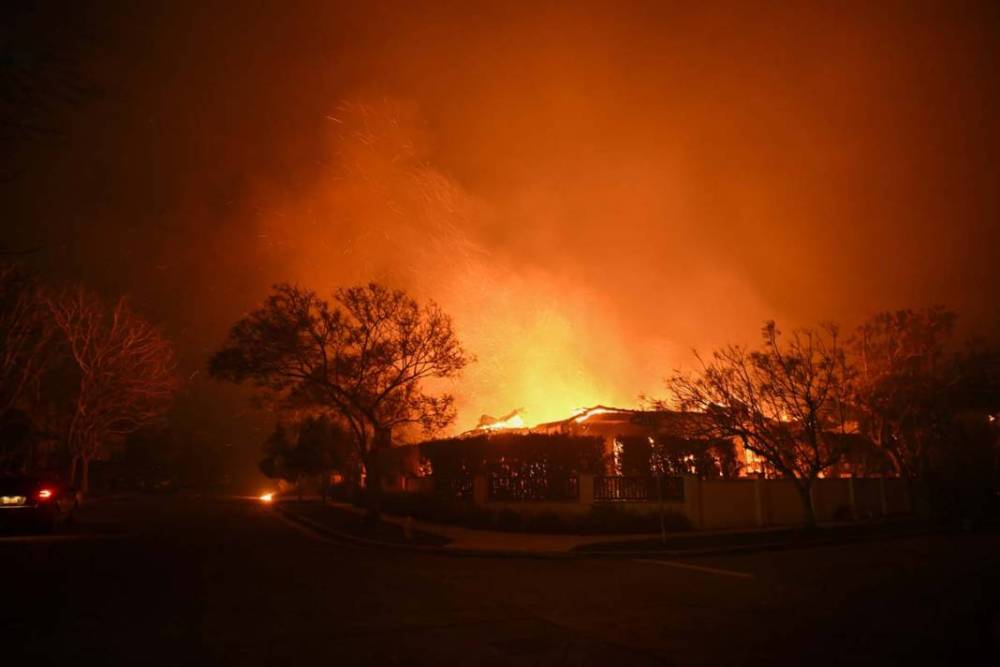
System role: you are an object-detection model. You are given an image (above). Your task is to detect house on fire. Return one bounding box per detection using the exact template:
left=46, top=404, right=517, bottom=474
left=494, top=405, right=891, bottom=479
left=530, top=405, right=744, bottom=478
left=378, top=404, right=908, bottom=528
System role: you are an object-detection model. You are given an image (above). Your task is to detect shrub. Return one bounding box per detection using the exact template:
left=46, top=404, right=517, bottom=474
left=379, top=491, right=434, bottom=518
left=329, top=482, right=361, bottom=504
left=494, top=508, right=524, bottom=531
left=526, top=511, right=565, bottom=533
left=376, top=492, right=495, bottom=529
left=374, top=491, right=693, bottom=534
left=586, top=504, right=691, bottom=533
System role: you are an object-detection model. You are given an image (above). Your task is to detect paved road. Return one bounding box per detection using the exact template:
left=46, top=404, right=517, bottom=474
left=2, top=496, right=998, bottom=665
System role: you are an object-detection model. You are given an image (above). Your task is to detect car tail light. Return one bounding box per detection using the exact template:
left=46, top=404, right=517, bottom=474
left=36, top=488, right=54, bottom=501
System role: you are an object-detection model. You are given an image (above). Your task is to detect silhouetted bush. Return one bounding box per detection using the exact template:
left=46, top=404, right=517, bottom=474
left=525, top=511, right=565, bottom=533
left=376, top=492, right=494, bottom=528
left=494, top=508, right=524, bottom=531
left=376, top=490, right=693, bottom=534
left=378, top=445, right=422, bottom=478
left=328, top=483, right=360, bottom=504
left=586, top=504, right=691, bottom=533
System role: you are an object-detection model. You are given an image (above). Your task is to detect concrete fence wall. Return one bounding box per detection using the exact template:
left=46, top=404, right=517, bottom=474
left=379, top=473, right=912, bottom=530
left=383, top=473, right=911, bottom=530
left=764, top=480, right=805, bottom=526
left=680, top=476, right=910, bottom=529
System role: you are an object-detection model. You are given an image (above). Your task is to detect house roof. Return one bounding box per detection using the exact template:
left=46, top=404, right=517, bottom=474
left=531, top=405, right=718, bottom=438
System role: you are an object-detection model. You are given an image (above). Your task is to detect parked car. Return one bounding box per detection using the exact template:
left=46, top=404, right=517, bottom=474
left=0, top=475, right=78, bottom=532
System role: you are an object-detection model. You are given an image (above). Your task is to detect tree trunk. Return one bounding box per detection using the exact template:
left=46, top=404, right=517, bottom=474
left=364, top=427, right=392, bottom=523
left=364, top=447, right=381, bottom=523
left=796, top=479, right=817, bottom=528
left=80, top=456, right=90, bottom=494
left=916, top=440, right=935, bottom=516
left=69, top=455, right=79, bottom=488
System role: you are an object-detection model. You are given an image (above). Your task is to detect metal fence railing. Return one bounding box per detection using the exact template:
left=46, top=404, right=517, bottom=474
left=594, top=476, right=684, bottom=503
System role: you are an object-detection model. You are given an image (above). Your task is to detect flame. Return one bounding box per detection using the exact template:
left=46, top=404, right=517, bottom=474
left=483, top=413, right=526, bottom=431
left=573, top=406, right=616, bottom=423
left=266, top=101, right=657, bottom=434
left=460, top=409, right=527, bottom=436
left=259, top=492, right=274, bottom=503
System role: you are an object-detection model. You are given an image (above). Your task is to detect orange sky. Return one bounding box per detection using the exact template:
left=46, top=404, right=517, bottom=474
left=4, top=1, right=999, bottom=444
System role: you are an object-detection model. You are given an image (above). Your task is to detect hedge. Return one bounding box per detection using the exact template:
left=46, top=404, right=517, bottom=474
left=376, top=491, right=691, bottom=534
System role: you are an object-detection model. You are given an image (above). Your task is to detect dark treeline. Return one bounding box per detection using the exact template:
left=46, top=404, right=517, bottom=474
left=658, top=309, right=1000, bottom=525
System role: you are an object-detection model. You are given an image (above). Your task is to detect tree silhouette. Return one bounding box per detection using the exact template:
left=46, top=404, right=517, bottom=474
left=850, top=308, right=955, bottom=487
left=664, top=322, right=855, bottom=526
left=209, top=282, right=470, bottom=518
left=851, top=308, right=1000, bottom=514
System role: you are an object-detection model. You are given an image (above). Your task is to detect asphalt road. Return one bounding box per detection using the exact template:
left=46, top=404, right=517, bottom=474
left=2, top=496, right=998, bottom=665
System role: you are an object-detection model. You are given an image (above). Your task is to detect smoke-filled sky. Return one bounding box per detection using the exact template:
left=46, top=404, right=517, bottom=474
left=3, top=2, right=999, bottom=458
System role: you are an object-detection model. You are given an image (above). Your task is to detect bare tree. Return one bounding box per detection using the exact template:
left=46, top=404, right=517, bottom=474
left=209, top=283, right=470, bottom=518
left=48, top=288, right=177, bottom=492
left=662, top=322, right=855, bottom=526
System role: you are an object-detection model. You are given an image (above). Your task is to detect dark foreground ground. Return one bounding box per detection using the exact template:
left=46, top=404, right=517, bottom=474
left=2, top=496, right=998, bottom=665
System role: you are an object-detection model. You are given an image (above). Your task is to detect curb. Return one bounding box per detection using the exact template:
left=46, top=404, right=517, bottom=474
left=273, top=502, right=953, bottom=561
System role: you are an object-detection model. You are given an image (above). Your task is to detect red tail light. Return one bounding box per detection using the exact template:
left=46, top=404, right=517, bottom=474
left=36, top=488, right=54, bottom=501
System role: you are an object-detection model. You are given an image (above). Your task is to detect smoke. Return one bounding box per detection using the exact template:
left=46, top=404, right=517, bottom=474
left=5, top=2, right=997, bottom=452
left=251, top=98, right=678, bottom=429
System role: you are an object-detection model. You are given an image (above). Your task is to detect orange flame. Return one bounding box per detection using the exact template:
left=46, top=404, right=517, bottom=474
left=482, top=413, right=526, bottom=431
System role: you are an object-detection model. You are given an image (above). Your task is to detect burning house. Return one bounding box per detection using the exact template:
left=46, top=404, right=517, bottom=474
left=458, top=405, right=889, bottom=480
left=460, top=409, right=530, bottom=437
left=531, top=406, right=743, bottom=478
left=455, top=405, right=744, bottom=478
left=375, top=404, right=910, bottom=529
